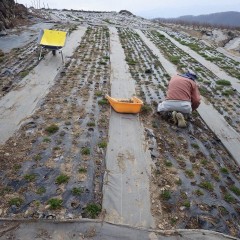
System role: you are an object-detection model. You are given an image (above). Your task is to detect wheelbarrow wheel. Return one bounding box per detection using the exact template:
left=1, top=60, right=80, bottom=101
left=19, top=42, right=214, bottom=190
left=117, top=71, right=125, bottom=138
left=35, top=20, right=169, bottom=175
left=52, top=50, right=56, bottom=56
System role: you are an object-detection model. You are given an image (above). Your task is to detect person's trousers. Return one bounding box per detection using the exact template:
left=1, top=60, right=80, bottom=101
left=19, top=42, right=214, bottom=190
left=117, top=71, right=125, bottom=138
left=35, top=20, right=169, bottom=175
left=157, top=100, right=192, bottom=114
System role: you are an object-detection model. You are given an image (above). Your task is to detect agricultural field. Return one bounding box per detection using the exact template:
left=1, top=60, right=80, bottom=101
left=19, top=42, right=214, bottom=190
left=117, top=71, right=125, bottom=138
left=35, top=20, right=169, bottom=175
left=0, top=9, right=240, bottom=238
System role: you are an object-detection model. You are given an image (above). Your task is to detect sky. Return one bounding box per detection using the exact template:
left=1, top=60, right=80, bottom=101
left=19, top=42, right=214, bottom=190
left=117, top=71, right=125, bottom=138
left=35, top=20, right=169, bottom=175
left=16, top=0, right=240, bottom=18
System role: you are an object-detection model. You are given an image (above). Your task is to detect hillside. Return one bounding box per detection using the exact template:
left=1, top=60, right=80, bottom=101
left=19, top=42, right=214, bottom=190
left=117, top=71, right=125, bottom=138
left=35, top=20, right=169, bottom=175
left=0, top=5, right=240, bottom=240
left=155, top=11, right=240, bottom=27
left=0, top=0, right=28, bottom=33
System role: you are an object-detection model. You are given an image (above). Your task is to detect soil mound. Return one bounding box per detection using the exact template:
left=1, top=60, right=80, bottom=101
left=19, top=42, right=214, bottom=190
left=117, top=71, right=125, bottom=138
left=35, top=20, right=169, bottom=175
left=0, top=0, right=28, bottom=32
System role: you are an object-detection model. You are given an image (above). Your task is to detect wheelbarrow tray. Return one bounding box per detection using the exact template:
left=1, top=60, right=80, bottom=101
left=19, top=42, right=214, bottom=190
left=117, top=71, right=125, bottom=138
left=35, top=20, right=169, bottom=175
left=39, top=29, right=67, bottom=48
left=106, top=95, right=143, bottom=114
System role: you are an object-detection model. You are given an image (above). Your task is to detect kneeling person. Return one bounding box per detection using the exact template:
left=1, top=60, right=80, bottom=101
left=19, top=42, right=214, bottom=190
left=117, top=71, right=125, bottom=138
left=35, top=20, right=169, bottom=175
left=158, top=71, right=201, bottom=127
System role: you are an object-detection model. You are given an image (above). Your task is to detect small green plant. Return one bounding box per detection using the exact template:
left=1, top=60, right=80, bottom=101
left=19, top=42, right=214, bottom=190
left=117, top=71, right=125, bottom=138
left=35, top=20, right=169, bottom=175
left=56, top=174, right=70, bottom=184
left=141, top=104, right=152, bottom=114
left=175, top=178, right=182, bottom=185
left=34, top=154, right=42, bottom=161
left=230, top=186, right=240, bottom=196
left=0, top=187, right=12, bottom=196
left=81, top=147, right=90, bottom=155
left=170, top=217, right=177, bottom=225
left=79, top=167, right=87, bottom=173
left=200, top=159, right=208, bottom=165
left=165, top=161, right=173, bottom=167
left=191, top=143, right=199, bottom=149
left=212, top=173, right=220, bottom=182
left=169, top=56, right=181, bottom=65
left=98, top=98, right=108, bottom=105
left=36, top=187, right=46, bottom=195
left=24, top=174, right=36, bottom=182
left=71, top=187, right=84, bottom=196
left=185, top=169, right=194, bottom=178
left=95, top=91, right=102, bottom=97
left=48, top=198, right=63, bottom=210
left=183, top=201, right=190, bottom=208
left=220, top=167, right=229, bottom=174
left=53, top=146, right=61, bottom=151
left=224, top=193, right=235, bottom=203
left=210, top=153, right=216, bottom=159
left=216, top=79, right=231, bottom=86
left=125, top=58, right=137, bottom=65
left=13, top=164, right=21, bottom=171
left=19, top=70, right=29, bottom=78
left=45, top=124, right=59, bottom=134
left=98, top=141, right=107, bottom=148
left=87, top=121, right=95, bottom=127
left=194, top=189, right=204, bottom=196
left=84, top=203, right=101, bottom=218
left=9, top=197, right=23, bottom=207
left=43, top=137, right=51, bottom=142
left=222, top=89, right=234, bottom=96
left=160, top=190, right=171, bottom=200
left=199, top=181, right=213, bottom=191
left=218, top=206, right=228, bottom=215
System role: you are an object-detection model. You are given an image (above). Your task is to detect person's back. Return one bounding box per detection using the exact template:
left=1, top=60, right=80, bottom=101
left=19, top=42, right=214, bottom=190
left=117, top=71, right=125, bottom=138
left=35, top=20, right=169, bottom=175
left=166, top=75, right=201, bottom=111
left=157, top=72, right=201, bottom=127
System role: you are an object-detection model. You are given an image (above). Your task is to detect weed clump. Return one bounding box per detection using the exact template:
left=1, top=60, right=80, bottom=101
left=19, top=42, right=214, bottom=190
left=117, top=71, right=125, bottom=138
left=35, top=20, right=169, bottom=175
left=194, top=189, right=204, bottom=196
left=45, top=124, right=59, bottom=134
left=185, top=169, right=194, bottom=178
left=220, top=167, right=229, bottom=174
left=199, top=181, right=213, bottom=191
left=9, top=197, right=23, bottom=207
left=56, top=174, right=70, bottom=184
left=98, top=98, right=108, bottom=105
left=230, top=186, right=240, bottom=196
left=98, top=141, right=107, bottom=148
left=84, top=203, right=101, bottom=218
left=169, top=56, right=181, bottom=65
left=48, top=198, right=63, bottom=210
left=24, top=174, right=36, bottom=182
left=36, top=187, right=46, bottom=195
left=81, top=147, right=90, bottom=155
left=160, top=190, right=171, bottom=200
left=71, top=187, right=84, bottom=196
left=79, top=167, right=87, bottom=173
left=141, top=104, right=152, bottom=114
left=87, top=121, right=95, bottom=127
left=224, top=193, right=235, bottom=203
left=216, top=80, right=231, bottom=86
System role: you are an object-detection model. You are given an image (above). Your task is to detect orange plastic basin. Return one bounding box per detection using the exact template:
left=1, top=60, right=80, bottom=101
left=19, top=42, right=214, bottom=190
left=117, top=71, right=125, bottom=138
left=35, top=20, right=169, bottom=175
left=106, top=95, right=143, bottom=114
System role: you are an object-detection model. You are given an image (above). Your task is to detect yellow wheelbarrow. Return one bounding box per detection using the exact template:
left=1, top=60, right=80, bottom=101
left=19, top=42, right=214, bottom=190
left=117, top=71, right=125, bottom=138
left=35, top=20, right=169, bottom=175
left=38, top=29, right=67, bottom=61
left=106, top=95, right=143, bottom=114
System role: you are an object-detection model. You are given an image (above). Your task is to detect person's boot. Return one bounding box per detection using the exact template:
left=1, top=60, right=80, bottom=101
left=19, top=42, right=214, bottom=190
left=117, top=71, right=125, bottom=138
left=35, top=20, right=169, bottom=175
left=176, top=112, right=187, bottom=128
left=172, top=111, right=178, bottom=125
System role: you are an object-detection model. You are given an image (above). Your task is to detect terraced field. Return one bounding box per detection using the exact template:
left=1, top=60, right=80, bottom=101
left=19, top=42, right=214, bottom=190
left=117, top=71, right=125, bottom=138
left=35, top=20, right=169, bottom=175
left=144, top=30, right=240, bottom=133
left=0, top=9, right=239, bottom=238
left=118, top=27, right=240, bottom=236
left=167, top=30, right=240, bottom=79
left=0, top=26, right=110, bottom=219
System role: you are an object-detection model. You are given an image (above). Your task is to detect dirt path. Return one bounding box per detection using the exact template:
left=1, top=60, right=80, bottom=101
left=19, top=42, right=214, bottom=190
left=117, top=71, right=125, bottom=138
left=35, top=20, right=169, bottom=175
left=158, top=30, right=240, bottom=93
left=102, top=27, right=155, bottom=228
left=0, top=27, right=86, bottom=144
left=137, top=30, right=240, bottom=165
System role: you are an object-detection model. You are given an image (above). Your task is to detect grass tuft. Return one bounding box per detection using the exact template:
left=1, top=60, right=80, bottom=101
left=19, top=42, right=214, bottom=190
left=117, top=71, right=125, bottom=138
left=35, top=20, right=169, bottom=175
left=56, top=174, right=70, bottom=184
left=48, top=198, right=63, bottom=210
left=45, top=124, right=59, bottom=134
left=84, top=203, right=101, bottom=218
